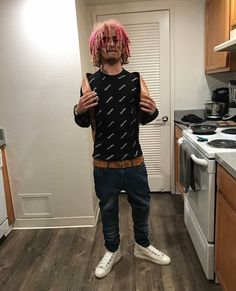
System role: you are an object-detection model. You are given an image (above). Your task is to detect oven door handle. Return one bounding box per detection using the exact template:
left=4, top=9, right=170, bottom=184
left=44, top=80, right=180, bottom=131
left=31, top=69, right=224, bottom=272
left=191, top=154, right=208, bottom=167
left=177, top=137, right=183, bottom=145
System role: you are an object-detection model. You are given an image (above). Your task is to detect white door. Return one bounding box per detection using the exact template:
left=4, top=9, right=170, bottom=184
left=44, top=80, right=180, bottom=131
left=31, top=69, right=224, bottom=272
left=96, top=11, right=170, bottom=191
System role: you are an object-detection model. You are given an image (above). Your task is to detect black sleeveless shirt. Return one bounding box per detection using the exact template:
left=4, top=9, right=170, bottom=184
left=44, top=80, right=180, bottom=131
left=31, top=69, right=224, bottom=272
left=74, top=68, right=158, bottom=161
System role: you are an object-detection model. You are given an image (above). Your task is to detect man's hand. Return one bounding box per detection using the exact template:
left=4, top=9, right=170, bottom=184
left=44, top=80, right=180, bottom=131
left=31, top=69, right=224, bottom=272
left=76, top=91, right=98, bottom=114
left=140, top=94, right=156, bottom=115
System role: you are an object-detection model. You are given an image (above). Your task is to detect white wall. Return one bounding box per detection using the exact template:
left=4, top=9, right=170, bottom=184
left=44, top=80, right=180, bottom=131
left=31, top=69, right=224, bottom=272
left=75, top=0, right=98, bottom=214
left=174, top=0, right=208, bottom=108
left=0, top=0, right=97, bottom=228
left=75, top=0, right=94, bottom=74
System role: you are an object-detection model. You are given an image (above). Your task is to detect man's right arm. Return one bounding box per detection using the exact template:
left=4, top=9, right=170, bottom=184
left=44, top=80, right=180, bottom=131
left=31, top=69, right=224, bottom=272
left=73, top=104, right=91, bottom=128
left=73, top=87, right=98, bottom=128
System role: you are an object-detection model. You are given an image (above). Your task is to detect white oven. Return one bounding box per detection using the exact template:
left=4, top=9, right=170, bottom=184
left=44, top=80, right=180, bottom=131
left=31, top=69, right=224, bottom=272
left=179, top=126, right=236, bottom=280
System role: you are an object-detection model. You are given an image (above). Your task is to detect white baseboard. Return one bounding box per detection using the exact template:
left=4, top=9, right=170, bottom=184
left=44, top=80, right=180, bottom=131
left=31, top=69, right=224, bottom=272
left=13, top=214, right=98, bottom=229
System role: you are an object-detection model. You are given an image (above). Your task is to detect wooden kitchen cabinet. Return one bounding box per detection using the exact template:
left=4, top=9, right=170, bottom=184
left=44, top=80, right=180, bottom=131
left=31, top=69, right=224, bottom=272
left=215, top=165, right=236, bottom=291
left=175, top=125, right=184, bottom=196
left=205, top=0, right=236, bottom=73
left=0, top=146, right=15, bottom=225
left=231, top=0, right=236, bottom=28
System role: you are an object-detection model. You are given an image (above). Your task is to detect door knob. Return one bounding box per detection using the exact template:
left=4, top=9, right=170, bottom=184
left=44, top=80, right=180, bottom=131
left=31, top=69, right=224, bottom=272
left=162, top=116, right=168, bottom=122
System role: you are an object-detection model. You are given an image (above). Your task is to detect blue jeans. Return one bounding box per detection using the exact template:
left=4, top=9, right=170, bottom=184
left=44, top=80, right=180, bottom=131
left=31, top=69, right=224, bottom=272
left=93, top=162, right=150, bottom=252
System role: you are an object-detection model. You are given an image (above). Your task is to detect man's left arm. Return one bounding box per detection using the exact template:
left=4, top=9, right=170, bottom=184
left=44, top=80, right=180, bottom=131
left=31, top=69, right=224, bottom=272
left=140, top=108, right=159, bottom=125
left=139, top=76, right=159, bottom=125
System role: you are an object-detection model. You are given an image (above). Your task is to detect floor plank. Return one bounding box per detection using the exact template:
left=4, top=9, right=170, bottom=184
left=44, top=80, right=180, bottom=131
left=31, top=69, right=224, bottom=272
left=0, top=194, right=222, bottom=291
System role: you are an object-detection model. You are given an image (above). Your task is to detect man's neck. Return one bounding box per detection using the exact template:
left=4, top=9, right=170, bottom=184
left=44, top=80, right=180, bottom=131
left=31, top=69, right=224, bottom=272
left=101, top=63, right=123, bottom=75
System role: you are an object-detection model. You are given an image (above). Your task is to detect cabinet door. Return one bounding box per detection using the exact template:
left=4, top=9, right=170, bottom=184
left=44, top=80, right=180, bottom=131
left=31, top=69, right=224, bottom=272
left=231, top=0, right=236, bottom=28
left=0, top=148, right=15, bottom=225
left=205, top=0, right=230, bottom=73
left=0, top=167, right=8, bottom=224
left=175, top=126, right=184, bottom=195
left=215, top=191, right=236, bottom=291
left=216, top=165, right=236, bottom=290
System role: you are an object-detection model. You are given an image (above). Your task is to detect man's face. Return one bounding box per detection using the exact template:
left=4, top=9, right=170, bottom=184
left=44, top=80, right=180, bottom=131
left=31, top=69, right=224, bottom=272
left=101, top=31, right=122, bottom=65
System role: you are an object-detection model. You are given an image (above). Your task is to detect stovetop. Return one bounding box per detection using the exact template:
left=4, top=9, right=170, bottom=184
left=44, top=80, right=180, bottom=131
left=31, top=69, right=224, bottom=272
left=208, top=139, right=236, bottom=148
left=183, top=127, right=236, bottom=159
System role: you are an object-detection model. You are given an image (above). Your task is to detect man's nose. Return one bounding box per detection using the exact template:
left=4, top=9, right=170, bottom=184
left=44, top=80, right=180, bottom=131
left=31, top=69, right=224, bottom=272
left=109, top=39, right=115, bottom=46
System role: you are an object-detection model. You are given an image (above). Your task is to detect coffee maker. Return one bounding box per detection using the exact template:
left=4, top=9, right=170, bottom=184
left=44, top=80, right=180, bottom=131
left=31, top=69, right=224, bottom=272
left=205, top=87, right=229, bottom=119
left=222, top=80, right=236, bottom=120
left=229, top=80, right=236, bottom=116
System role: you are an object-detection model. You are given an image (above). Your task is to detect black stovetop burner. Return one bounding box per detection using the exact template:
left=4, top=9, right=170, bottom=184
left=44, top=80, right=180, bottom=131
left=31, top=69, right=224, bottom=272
left=221, top=128, right=236, bottom=135
left=191, top=124, right=217, bottom=135
left=207, top=139, right=236, bottom=148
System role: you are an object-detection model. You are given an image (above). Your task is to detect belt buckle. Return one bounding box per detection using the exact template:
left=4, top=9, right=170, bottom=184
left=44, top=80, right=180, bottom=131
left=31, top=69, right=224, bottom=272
left=118, top=161, right=125, bottom=168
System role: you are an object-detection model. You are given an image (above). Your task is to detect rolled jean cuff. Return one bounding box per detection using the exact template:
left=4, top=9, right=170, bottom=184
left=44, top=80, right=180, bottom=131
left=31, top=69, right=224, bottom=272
left=105, top=242, right=119, bottom=252
left=135, top=240, right=150, bottom=248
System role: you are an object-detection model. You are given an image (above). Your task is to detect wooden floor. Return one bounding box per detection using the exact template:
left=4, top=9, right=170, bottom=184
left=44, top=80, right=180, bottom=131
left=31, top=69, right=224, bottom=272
left=0, top=194, right=222, bottom=291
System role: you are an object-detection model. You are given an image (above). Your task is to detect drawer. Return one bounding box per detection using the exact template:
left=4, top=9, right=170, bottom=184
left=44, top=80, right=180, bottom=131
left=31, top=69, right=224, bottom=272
left=217, top=164, right=236, bottom=210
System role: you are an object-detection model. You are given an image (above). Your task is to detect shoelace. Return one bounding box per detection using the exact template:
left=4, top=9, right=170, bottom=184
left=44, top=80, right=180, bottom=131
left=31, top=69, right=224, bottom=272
left=147, top=245, right=164, bottom=257
left=98, top=251, right=115, bottom=269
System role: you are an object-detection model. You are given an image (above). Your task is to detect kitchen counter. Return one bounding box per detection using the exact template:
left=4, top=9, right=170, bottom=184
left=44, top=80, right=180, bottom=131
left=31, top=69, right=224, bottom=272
left=174, top=109, right=217, bottom=125
left=174, top=123, right=188, bottom=131
left=174, top=109, right=230, bottom=130
left=216, top=153, right=236, bottom=179
left=174, top=109, right=204, bottom=130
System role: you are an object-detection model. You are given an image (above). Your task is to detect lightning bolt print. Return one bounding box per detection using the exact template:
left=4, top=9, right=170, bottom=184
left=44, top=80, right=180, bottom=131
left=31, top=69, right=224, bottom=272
left=106, top=96, right=113, bottom=103
left=108, top=121, right=115, bottom=128
left=118, top=84, right=126, bottom=91
left=118, top=75, right=126, bottom=79
left=120, top=108, right=126, bottom=115
left=121, top=132, right=128, bottom=139
left=104, top=84, right=111, bottom=91
left=120, top=120, right=127, bottom=127
left=119, top=95, right=126, bottom=102
left=107, top=108, right=114, bottom=115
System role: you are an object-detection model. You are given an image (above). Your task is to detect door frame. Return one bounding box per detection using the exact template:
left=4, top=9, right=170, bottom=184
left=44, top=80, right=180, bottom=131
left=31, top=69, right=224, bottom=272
left=88, top=1, right=176, bottom=194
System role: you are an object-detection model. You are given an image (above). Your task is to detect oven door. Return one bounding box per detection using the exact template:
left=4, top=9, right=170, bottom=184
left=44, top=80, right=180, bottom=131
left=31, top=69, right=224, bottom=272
left=182, top=139, right=216, bottom=279
left=184, top=155, right=215, bottom=242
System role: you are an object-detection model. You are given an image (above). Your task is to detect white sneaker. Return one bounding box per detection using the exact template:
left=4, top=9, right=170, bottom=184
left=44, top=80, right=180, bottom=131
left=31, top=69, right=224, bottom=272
left=95, top=248, right=121, bottom=278
left=134, top=242, right=171, bottom=265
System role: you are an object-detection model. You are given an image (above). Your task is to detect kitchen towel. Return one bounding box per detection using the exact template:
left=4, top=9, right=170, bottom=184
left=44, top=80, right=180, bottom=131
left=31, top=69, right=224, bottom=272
left=179, top=142, right=191, bottom=193
left=190, top=160, right=201, bottom=192
left=181, top=114, right=204, bottom=124
left=179, top=142, right=201, bottom=193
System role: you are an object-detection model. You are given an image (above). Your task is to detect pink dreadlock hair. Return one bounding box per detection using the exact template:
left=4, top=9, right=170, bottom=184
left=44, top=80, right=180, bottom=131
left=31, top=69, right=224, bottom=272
left=89, top=19, right=130, bottom=68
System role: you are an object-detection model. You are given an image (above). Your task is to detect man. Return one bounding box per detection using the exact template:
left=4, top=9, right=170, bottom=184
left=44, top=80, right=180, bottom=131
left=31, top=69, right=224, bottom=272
left=74, top=19, right=171, bottom=279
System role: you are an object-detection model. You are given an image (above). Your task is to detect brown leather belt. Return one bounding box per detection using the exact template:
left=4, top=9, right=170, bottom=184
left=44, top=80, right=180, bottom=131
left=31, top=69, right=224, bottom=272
left=93, top=155, right=144, bottom=169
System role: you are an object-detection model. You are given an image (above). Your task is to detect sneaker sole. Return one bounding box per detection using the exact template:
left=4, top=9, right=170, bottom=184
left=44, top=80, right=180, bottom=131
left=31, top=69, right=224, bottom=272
left=134, top=250, right=171, bottom=265
left=95, top=253, right=122, bottom=279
